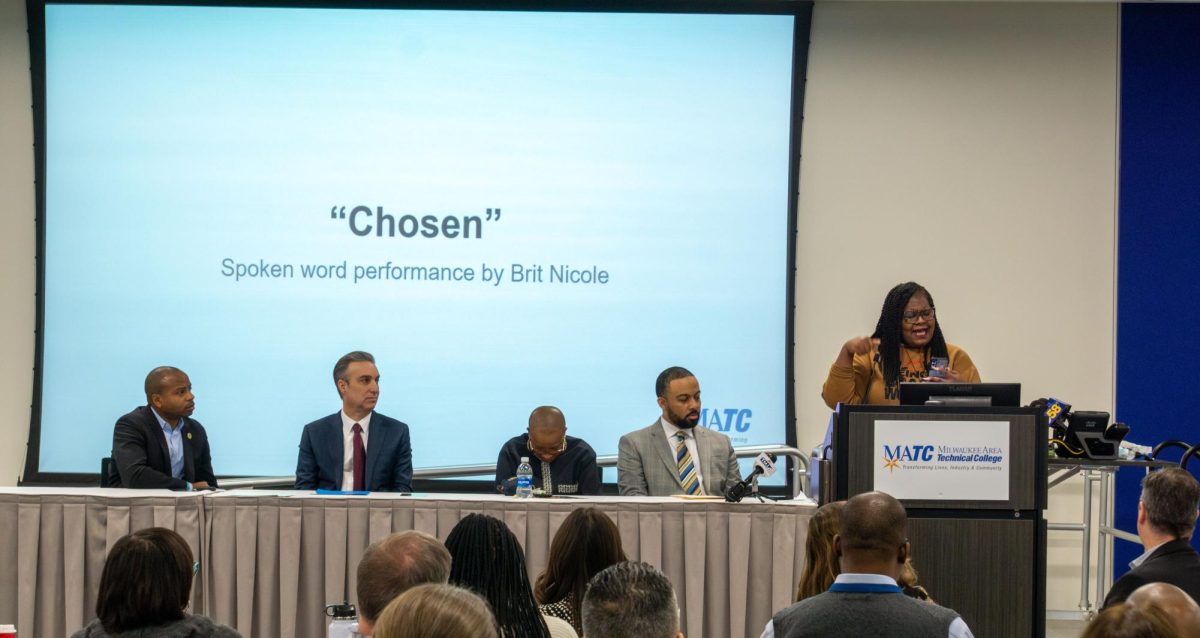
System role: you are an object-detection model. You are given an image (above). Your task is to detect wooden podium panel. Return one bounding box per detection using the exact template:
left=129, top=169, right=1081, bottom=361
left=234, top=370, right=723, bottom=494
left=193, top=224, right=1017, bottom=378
left=908, top=516, right=1042, bottom=638
left=833, top=405, right=1047, bottom=638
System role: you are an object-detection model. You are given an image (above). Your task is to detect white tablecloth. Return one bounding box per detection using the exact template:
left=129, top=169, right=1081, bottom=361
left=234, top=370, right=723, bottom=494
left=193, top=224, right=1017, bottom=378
left=0, top=488, right=815, bottom=638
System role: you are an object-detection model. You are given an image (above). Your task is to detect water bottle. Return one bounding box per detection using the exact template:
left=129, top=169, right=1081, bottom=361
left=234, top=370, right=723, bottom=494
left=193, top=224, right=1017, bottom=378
left=325, top=602, right=358, bottom=638
left=516, top=456, right=533, bottom=498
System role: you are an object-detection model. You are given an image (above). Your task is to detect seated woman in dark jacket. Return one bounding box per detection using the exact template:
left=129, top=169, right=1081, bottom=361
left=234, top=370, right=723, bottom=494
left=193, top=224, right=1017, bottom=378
left=72, top=527, right=240, bottom=638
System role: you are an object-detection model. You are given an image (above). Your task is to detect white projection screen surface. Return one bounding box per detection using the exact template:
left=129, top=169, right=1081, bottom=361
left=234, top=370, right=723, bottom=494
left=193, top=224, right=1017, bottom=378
left=33, top=2, right=799, bottom=485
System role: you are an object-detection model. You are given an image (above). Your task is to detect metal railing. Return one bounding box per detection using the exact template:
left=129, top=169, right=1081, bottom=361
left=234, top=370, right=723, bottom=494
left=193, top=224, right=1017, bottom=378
left=220, top=444, right=811, bottom=498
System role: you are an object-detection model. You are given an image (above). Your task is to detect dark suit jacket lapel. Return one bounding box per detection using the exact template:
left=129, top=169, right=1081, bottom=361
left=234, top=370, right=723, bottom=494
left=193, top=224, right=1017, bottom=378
left=326, top=415, right=344, bottom=489
left=364, top=415, right=387, bottom=488
left=652, top=421, right=684, bottom=489
left=181, top=420, right=195, bottom=482
left=145, top=407, right=172, bottom=473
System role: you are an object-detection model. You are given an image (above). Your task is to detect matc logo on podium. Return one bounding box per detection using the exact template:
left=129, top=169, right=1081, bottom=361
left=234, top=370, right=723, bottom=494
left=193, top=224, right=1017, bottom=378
left=873, top=420, right=1010, bottom=501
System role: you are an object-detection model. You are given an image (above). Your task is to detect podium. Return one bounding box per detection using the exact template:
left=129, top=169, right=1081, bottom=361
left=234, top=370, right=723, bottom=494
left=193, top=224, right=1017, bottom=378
left=833, top=405, right=1047, bottom=638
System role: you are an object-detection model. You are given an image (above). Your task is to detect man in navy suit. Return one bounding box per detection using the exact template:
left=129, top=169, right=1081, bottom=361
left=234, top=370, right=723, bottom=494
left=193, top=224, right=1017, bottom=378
left=111, top=366, right=217, bottom=490
left=295, top=351, right=413, bottom=492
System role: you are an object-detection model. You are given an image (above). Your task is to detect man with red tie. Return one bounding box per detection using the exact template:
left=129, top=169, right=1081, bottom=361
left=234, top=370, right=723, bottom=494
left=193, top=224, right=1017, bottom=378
left=295, top=351, right=413, bottom=492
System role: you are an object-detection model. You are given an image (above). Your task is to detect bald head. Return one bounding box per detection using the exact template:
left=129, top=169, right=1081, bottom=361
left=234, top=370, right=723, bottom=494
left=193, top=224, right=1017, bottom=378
left=144, top=366, right=186, bottom=399
left=1127, top=583, right=1200, bottom=636
left=837, top=491, right=908, bottom=573
left=526, top=406, right=567, bottom=464
left=528, top=406, right=565, bottom=434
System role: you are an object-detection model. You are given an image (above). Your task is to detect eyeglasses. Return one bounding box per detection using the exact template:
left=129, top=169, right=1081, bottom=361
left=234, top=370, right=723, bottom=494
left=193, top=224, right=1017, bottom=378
left=528, top=437, right=567, bottom=458
left=901, top=308, right=935, bottom=324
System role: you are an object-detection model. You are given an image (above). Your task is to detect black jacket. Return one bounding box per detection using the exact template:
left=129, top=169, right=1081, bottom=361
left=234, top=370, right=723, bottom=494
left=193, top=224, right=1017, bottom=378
left=1102, top=537, right=1200, bottom=607
left=111, top=405, right=217, bottom=490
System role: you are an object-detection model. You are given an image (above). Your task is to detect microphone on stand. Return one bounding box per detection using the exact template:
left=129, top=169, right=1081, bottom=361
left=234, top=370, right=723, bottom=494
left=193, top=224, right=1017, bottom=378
left=724, top=452, right=777, bottom=503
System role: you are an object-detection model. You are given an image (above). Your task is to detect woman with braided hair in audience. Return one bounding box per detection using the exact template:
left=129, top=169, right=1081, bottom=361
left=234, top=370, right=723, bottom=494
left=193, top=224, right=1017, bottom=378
left=445, top=513, right=576, bottom=638
left=822, top=281, right=980, bottom=409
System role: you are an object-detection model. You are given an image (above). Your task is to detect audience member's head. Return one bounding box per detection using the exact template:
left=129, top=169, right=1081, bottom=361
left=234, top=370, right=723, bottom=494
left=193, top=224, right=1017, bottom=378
left=356, top=531, right=452, bottom=636
left=1081, top=603, right=1180, bottom=638
left=373, top=583, right=498, bottom=638
left=95, top=527, right=194, bottom=633
left=534, top=507, right=627, bottom=631
left=835, top=491, right=909, bottom=581
left=796, top=501, right=844, bottom=601
left=1126, top=582, right=1200, bottom=637
left=445, top=514, right=549, bottom=638
left=1138, top=469, right=1200, bottom=543
left=582, top=561, right=682, bottom=638
left=797, top=498, right=927, bottom=602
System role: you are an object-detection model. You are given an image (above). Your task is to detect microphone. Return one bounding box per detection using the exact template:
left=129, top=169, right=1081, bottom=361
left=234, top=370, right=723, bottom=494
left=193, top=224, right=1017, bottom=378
left=1029, top=397, right=1073, bottom=431
left=724, top=452, right=777, bottom=503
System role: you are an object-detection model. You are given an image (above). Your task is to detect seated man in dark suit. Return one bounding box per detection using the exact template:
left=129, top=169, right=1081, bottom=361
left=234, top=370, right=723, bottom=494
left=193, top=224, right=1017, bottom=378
left=495, top=406, right=600, bottom=495
left=295, top=351, right=412, bottom=492
left=111, top=366, right=217, bottom=490
left=763, top=492, right=973, bottom=638
left=1103, top=468, right=1200, bottom=608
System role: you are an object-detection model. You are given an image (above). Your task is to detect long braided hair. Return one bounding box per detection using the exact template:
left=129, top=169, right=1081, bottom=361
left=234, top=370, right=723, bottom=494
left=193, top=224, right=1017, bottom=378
left=871, top=282, right=949, bottom=391
left=445, top=513, right=551, bottom=638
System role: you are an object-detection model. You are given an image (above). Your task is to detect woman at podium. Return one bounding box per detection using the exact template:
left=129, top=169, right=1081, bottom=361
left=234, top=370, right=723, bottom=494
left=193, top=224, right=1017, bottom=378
left=822, top=281, right=980, bottom=408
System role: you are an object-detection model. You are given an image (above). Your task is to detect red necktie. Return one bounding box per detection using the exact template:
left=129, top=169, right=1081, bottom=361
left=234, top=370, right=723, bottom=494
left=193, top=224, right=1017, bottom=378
left=351, top=423, right=365, bottom=491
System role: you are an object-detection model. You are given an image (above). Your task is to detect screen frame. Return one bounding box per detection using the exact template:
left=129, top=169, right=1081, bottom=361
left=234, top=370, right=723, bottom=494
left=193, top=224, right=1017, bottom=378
left=898, top=383, right=1023, bottom=408
left=21, top=0, right=812, bottom=491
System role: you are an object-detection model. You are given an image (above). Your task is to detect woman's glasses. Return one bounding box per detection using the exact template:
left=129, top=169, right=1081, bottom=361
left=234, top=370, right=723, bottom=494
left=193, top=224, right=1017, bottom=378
left=901, top=308, right=935, bottom=324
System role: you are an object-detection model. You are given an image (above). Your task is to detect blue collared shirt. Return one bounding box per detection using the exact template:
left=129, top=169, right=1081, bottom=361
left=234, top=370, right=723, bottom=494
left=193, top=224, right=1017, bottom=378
left=1129, top=540, right=1167, bottom=570
left=151, top=407, right=185, bottom=481
left=759, top=574, right=975, bottom=638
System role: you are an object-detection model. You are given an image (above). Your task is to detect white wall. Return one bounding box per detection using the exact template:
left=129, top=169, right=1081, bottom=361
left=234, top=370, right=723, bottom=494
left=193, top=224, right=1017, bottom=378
left=0, top=0, right=1123, bottom=614
left=0, top=0, right=34, bottom=486
left=795, top=1, right=1119, bottom=613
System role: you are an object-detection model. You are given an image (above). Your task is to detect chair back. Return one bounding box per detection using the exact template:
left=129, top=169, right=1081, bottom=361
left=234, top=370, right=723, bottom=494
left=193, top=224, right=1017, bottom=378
left=100, top=456, right=120, bottom=487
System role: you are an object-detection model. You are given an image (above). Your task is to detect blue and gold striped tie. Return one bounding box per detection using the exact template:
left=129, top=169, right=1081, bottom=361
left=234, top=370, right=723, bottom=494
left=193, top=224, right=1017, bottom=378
left=675, top=431, right=701, bottom=495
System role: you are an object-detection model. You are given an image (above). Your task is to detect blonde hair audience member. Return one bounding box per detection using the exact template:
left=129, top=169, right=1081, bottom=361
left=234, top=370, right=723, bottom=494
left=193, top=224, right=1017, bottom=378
left=374, top=584, right=498, bottom=638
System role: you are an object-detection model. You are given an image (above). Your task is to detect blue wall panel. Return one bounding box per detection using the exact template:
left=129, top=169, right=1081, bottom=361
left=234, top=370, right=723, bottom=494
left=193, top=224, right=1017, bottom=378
left=1116, top=2, right=1200, bottom=575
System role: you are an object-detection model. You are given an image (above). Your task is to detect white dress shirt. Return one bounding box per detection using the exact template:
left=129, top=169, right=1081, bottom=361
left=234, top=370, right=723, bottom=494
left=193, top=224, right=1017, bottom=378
left=759, top=574, right=975, bottom=638
left=340, top=411, right=371, bottom=490
left=660, top=417, right=705, bottom=495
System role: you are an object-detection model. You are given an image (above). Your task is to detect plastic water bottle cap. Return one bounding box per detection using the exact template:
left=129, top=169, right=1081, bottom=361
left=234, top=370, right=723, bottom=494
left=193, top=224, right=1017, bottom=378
left=520, top=457, right=529, bottom=463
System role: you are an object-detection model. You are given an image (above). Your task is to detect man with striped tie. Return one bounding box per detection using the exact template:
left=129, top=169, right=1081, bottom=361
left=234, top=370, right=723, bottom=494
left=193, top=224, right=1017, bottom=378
left=617, top=366, right=742, bottom=497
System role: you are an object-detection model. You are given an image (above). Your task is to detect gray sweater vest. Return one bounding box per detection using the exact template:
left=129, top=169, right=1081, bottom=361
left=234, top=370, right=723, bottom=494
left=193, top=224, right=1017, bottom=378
left=772, top=591, right=960, bottom=638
